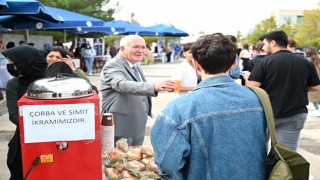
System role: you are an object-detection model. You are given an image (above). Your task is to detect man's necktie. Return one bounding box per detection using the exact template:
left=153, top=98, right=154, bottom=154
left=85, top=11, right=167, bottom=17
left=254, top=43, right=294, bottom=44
left=132, top=65, right=141, bottom=81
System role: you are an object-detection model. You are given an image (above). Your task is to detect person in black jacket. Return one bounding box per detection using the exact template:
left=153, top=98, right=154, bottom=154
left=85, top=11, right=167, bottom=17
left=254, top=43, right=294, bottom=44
left=242, top=42, right=267, bottom=72
left=4, top=45, right=48, bottom=180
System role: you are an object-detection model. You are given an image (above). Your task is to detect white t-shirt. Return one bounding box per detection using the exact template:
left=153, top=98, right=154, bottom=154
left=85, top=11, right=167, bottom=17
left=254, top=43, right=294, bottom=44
left=171, top=60, right=198, bottom=95
left=240, top=49, right=251, bottom=59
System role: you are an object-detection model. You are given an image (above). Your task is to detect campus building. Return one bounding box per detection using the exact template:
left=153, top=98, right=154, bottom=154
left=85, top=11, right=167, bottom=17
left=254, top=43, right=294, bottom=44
left=274, top=10, right=304, bottom=26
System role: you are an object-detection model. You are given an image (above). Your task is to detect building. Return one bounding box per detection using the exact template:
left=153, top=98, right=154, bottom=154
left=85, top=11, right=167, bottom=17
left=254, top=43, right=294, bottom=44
left=274, top=10, right=304, bottom=26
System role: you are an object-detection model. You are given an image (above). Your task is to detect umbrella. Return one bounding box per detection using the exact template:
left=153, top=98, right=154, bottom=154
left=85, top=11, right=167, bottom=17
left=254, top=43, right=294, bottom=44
left=0, top=0, right=63, bottom=23
left=64, top=25, right=125, bottom=35
left=0, top=6, right=109, bottom=42
left=147, top=24, right=189, bottom=37
left=0, top=6, right=105, bottom=30
left=0, top=0, right=8, bottom=10
left=106, top=20, right=158, bottom=36
left=0, top=27, right=10, bottom=32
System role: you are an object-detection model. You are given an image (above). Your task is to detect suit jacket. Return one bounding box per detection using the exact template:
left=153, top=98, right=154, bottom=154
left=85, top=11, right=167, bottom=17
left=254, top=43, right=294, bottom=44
left=100, top=54, right=157, bottom=138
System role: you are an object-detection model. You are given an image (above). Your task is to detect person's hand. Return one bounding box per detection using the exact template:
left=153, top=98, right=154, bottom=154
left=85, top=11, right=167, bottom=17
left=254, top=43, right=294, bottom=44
left=155, top=80, right=177, bottom=92
left=61, top=55, right=76, bottom=71
left=242, top=71, right=251, bottom=81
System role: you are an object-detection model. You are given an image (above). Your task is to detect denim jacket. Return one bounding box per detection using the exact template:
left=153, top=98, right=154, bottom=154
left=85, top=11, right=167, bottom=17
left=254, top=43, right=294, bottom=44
left=151, top=75, right=267, bottom=180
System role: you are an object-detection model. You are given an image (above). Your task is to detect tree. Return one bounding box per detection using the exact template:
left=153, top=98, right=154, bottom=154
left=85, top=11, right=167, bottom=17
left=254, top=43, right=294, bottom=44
left=236, top=31, right=243, bottom=42
left=242, top=5, right=320, bottom=49
left=295, top=9, right=320, bottom=48
left=244, top=16, right=278, bottom=45
left=130, top=12, right=140, bottom=25
left=37, top=0, right=120, bottom=50
left=39, top=0, right=119, bottom=21
left=279, top=20, right=297, bottom=39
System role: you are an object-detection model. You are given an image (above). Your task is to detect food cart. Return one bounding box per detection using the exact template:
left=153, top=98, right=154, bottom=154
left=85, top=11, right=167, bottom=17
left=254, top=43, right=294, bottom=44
left=18, top=76, right=102, bottom=180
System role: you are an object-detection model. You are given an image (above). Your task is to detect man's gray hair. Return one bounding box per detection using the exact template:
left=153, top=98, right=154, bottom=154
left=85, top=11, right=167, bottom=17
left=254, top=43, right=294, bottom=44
left=119, top=35, right=143, bottom=47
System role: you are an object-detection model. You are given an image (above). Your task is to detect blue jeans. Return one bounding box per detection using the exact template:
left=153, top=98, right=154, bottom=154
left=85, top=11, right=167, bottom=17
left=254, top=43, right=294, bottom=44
left=84, top=57, right=94, bottom=74
left=274, top=113, right=307, bottom=151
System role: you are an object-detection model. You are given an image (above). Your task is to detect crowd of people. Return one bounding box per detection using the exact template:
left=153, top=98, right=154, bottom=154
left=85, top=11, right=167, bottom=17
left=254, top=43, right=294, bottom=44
left=1, top=30, right=320, bottom=179
left=101, top=32, right=320, bottom=179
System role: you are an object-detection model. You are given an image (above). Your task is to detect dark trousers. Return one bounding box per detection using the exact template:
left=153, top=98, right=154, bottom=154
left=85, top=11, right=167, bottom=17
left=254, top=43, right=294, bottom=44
left=241, top=58, right=250, bottom=85
left=166, top=52, right=172, bottom=62
left=8, top=145, right=23, bottom=180
left=242, top=58, right=250, bottom=68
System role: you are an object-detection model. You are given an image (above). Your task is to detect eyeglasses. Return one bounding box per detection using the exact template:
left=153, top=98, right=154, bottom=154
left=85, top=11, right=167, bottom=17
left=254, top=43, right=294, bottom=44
left=126, top=45, right=146, bottom=50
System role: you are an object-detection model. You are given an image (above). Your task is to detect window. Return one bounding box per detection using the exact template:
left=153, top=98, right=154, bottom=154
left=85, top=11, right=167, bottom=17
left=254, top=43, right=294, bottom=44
left=297, top=16, right=303, bottom=24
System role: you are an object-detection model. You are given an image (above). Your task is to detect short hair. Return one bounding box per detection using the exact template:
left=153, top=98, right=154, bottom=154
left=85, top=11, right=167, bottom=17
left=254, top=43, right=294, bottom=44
left=225, top=35, right=237, bottom=43
left=259, top=30, right=288, bottom=48
left=255, top=42, right=264, bottom=53
left=6, top=41, right=15, bottom=49
left=183, top=43, right=193, bottom=52
left=287, top=38, right=297, bottom=48
left=19, top=40, right=25, bottom=45
left=191, top=33, right=237, bottom=74
left=119, top=35, right=144, bottom=47
left=243, top=44, right=249, bottom=49
left=48, top=46, right=68, bottom=58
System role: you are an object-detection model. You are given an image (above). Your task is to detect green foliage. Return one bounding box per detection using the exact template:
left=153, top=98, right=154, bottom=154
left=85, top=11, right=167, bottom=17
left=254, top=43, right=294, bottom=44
left=130, top=12, right=140, bottom=25
left=23, top=1, right=320, bottom=51
left=236, top=31, right=243, bottom=42
left=242, top=7, right=320, bottom=49
left=36, top=0, right=119, bottom=43
left=244, top=16, right=278, bottom=45
left=144, top=37, right=160, bottom=46
left=39, top=0, right=118, bottom=21
left=198, top=31, right=206, bottom=35
left=279, top=20, right=297, bottom=38
left=103, top=35, right=121, bottom=47
left=295, top=9, right=320, bottom=48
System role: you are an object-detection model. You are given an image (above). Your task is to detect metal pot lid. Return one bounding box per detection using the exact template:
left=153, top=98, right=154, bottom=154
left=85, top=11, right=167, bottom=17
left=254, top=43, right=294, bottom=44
left=26, top=75, right=93, bottom=99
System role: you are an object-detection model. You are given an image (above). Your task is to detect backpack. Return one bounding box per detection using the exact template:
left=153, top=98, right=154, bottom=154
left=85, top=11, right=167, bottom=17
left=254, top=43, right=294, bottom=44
left=249, top=87, right=310, bottom=180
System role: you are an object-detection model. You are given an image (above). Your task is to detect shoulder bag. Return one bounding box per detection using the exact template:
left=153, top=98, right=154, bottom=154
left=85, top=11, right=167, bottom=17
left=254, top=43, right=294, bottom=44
left=249, top=87, right=310, bottom=180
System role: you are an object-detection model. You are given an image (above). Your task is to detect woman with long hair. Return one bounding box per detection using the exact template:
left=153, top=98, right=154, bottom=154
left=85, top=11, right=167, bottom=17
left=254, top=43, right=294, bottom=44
left=305, top=46, right=320, bottom=116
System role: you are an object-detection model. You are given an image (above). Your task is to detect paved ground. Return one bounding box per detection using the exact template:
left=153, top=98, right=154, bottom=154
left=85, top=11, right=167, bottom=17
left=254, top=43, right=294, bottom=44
left=0, top=62, right=319, bottom=179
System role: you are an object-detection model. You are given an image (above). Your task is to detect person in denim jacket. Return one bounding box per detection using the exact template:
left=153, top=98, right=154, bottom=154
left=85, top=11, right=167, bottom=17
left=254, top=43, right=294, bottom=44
left=151, top=33, right=267, bottom=180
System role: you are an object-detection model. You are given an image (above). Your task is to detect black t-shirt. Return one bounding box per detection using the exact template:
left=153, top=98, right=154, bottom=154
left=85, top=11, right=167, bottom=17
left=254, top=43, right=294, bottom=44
left=249, top=50, right=320, bottom=118
left=243, top=55, right=267, bottom=72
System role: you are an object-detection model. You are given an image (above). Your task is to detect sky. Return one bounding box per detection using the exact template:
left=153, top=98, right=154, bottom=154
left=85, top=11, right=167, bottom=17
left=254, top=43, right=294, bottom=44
left=107, top=0, right=319, bottom=36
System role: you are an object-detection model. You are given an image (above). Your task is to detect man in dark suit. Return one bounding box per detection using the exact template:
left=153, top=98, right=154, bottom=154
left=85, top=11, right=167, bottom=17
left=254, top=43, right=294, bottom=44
left=100, top=35, right=176, bottom=146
